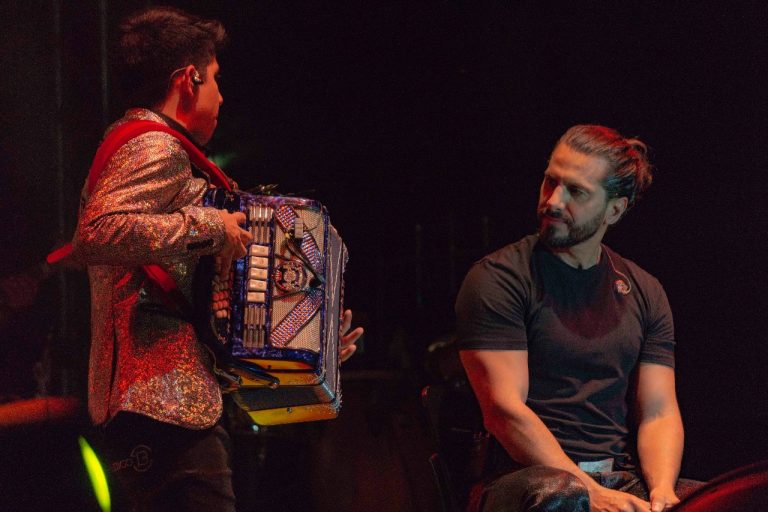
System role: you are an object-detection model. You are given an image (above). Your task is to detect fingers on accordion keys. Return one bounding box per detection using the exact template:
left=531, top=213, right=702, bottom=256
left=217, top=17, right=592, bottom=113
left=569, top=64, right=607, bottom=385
left=249, top=204, right=256, bottom=240
left=258, top=204, right=271, bottom=245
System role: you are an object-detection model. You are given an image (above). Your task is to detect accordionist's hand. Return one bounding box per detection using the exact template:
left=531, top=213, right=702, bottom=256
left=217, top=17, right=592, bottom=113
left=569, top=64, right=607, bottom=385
left=340, top=309, right=363, bottom=363
left=216, top=210, right=253, bottom=280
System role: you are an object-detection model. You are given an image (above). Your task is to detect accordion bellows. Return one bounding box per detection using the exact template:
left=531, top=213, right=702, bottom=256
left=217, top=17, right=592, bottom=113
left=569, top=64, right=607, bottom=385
left=203, top=189, right=347, bottom=426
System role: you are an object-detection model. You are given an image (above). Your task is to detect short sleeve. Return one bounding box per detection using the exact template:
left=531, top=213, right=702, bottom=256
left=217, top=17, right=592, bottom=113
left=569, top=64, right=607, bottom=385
left=455, top=257, right=530, bottom=351
left=639, top=278, right=676, bottom=368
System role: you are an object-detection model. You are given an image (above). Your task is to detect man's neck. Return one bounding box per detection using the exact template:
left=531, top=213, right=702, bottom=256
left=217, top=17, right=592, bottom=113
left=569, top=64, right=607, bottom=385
left=153, top=100, right=206, bottom=151
left=549, top=240, right=603, bottom=269
left=156, top=100, right=187, bottom=131
left=155, top=92, right=197, bottom=135
left=150, top=110, right=205, bottom=150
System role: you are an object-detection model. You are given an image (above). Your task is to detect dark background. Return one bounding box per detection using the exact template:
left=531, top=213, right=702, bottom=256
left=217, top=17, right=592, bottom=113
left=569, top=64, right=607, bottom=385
left=2, top=1, right=767, bottom=510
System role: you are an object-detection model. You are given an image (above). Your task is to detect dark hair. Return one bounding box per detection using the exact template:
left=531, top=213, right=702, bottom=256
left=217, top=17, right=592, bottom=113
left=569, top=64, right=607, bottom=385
left=557, top=125, right=653, bottom=212
left=116, top=6, right=227, bottom=107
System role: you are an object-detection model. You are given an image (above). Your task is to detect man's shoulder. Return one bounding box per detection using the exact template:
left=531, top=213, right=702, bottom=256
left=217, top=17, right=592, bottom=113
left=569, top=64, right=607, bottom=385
left=455, top=236, right=535, bottom=349
left=473, top=234, right=539, bottom=275
left=104, top=109, right=185, bottom=155
left=108, top=108, right=167, bottom=130
left=459, top=234, right=539, bottom=298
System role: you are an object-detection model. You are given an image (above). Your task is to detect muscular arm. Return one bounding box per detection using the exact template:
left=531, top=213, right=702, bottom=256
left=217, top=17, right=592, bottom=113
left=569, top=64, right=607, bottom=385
left=461, top=349, right=584, bottom=472
left=635, top=362, right=684, bottom=510
left=461, top=349, right=651, bottom=512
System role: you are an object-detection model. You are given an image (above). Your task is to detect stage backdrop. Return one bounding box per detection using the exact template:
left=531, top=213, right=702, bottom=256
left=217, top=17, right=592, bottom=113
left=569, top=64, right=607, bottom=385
left=2, top=2, right=766, bottom=509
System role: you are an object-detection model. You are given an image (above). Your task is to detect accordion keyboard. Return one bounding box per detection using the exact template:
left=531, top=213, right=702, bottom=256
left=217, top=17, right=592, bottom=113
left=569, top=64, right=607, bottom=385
left=244, top=204, right=274, bottom=348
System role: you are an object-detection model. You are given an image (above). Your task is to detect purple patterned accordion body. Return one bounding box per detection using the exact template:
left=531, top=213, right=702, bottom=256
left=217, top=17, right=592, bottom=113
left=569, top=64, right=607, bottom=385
left=203, top=188, right=347, bottom=425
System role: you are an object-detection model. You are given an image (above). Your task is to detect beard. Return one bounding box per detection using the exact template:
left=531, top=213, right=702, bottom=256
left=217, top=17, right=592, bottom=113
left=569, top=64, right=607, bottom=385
left=537, top=206, right=605, bottom=248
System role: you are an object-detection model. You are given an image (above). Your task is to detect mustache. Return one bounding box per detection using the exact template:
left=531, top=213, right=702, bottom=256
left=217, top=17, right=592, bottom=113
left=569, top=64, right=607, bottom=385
left=538, top=208, right=571, bottom=224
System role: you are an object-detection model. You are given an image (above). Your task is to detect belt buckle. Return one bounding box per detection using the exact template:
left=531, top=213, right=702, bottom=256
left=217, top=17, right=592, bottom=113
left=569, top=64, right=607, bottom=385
left=578, top=458, right=614, bottom=473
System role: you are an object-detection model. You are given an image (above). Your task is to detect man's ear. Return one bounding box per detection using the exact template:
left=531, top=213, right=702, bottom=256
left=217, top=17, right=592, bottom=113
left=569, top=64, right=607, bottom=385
left=606, top=196, right=628, bottom=225
left=178, top=65, right=199, bottom=97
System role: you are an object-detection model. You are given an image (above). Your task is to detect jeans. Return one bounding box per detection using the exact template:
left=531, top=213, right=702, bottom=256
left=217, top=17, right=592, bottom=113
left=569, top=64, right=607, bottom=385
left=97, top=412, right=236, bottom=512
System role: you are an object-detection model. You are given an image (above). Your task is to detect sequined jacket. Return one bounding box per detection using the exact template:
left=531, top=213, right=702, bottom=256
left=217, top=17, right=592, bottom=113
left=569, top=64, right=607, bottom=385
left=75, top=109, right=227, bottom=429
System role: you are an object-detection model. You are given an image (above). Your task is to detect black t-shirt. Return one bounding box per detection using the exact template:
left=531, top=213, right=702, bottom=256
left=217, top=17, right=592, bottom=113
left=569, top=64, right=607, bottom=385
left=455, top=234, right=675, bottom=465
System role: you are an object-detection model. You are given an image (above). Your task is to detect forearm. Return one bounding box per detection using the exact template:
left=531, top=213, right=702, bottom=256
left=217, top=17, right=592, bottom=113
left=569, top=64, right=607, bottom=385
left=462, top=349, right=595, bottom=488
left=637, top=410, right=684, bottom=492
left=461, top=350, right=650, bottom=510
left=488, top=404, right=595, bottom=488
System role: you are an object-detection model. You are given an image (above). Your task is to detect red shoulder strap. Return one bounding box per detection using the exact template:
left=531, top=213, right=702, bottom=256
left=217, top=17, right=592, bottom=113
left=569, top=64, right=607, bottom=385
left=87, top=120, right=232, bottom=193
left=49, top=120, right=228, bottom=306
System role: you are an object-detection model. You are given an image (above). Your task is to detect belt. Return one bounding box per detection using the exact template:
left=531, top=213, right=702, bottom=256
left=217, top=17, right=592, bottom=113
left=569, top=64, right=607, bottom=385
left=578, top=458, right=614, bottom=473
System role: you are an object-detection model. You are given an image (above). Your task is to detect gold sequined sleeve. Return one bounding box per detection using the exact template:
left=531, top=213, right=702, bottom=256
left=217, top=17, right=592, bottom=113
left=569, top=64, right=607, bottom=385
left=75, top=131, right=226, bottom=265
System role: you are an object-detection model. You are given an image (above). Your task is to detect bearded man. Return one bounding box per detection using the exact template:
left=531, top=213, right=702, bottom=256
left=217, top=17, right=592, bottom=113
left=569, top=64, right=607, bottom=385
left=456, top=125, right=701, bottom=512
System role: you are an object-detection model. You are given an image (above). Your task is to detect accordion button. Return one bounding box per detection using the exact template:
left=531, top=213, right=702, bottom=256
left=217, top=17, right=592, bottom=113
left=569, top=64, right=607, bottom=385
left=247, top=292, right=266, bottom=303
left=249, top=244, right=269, bottom=257
left=249, top=268, right=268, bottom=280
left=250, top=257, right=269, bottom=269
left=248, top=279, right=267, bottom=292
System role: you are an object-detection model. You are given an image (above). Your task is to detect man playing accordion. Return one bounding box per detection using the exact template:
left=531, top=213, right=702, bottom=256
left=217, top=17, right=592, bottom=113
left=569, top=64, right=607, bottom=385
left=73, top=7, right=361, bottom=510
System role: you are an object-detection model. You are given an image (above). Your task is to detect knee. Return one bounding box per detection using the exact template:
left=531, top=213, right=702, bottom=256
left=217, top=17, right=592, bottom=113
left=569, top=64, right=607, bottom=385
left=520, top=466, right=589, bottom=510
left=481, top=466, right=589, bottom=512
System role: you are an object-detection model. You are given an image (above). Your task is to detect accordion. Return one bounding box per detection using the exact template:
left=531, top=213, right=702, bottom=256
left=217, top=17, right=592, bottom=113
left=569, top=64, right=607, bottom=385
left=201, top=188, right=347, bottom=426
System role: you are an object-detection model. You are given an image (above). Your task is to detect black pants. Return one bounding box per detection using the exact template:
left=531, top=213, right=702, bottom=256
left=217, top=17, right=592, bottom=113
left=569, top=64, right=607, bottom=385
left=472, top=466, right=704, bottom=512
left=97, top=412, right=236, bottom=512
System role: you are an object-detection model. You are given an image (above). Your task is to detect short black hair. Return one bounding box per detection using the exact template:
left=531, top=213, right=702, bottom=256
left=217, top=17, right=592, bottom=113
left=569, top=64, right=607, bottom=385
left=116, top=6, right=227, bottom=107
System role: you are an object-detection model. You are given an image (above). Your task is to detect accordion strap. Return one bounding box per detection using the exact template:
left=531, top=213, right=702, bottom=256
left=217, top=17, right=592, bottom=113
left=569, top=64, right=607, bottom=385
left=86, top=120, right=232, bottom=194
left=48, top=121, right=232, bottom=301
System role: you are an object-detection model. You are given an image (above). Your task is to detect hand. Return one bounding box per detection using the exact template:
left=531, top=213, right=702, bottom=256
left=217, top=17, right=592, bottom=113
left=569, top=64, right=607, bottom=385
left=649, top=486, right=680, bottom=512
left=588, top=485, right=650, bottom=512
left=216, top=210, right=253, bottom=280
left=339, top=309, right=363, bottom=363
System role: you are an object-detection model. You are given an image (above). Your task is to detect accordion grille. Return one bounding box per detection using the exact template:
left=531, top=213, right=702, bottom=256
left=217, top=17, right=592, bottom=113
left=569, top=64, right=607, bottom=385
left=269, top=207, right=324, bottom=353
